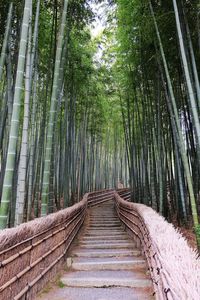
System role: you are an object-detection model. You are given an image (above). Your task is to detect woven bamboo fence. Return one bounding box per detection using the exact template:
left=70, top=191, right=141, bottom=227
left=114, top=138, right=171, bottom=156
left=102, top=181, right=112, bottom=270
left=0, top=194, right=88, bottom=300
left=1, top=189, right=198, bottom=300
left=0, top=190, right=116, bottom=300
left=114, top=192, right=200, bottom=300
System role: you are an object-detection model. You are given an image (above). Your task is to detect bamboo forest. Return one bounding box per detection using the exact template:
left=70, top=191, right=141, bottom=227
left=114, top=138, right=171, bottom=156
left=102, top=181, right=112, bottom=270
left=0, top=1, right=200, bottom=299
left=1, top=0, right=200, bottom=261
left=0, top=0, right=200, bottom=244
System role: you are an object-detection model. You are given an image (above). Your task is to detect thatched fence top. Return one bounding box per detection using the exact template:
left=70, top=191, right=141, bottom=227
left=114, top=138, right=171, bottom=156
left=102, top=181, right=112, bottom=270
left=114, top=192, right=200, bottom=300
left=0, top=189, right=199, bottom=300
left=0, top=194, right=88, bottom=300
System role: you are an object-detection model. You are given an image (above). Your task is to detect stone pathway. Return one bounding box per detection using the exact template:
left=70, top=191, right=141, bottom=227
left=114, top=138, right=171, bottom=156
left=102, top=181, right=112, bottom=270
left=37, top=200, right=154, bottom=300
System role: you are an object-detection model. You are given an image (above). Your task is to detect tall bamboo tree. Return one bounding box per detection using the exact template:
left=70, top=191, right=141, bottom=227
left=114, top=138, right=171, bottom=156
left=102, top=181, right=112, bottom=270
left=41, top=0, right=69, bottom=216
left=0, top=0, right=31, bottom=229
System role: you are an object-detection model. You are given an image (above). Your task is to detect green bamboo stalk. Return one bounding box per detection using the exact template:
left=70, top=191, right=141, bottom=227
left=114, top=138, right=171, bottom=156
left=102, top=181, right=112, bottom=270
left=15, top=1, right=32, bottom=226
left=0, top=0, right=31, bottom=229
left=172, top=0, right=200, bottom=160
left=27, top=70, right=38, bottom=220
left=149, top=0, right=200, bottom=248
left=0, top=2, right=13, bottom=81
left=41, top=0, right=68, bottom=216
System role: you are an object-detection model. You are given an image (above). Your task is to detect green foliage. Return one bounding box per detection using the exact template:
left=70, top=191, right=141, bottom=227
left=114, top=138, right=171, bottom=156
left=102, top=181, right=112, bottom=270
left=111, top=0, right=200, bottom=242
left=195, top=225, right=200, bottom=249
left=57, top=280, right=65, bottom=288
left=1, top=0, right=199, bottom=238
left=195, top=224, right=200, bottom=237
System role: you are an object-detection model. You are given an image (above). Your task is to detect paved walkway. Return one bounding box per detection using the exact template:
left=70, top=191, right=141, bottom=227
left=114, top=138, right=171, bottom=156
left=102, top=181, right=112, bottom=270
left=37, top=200, right=154, bottom=300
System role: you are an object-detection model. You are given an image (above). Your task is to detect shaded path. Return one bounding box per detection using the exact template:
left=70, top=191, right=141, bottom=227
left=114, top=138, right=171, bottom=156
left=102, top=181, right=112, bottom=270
left=37, top=200, right=154, bottom=299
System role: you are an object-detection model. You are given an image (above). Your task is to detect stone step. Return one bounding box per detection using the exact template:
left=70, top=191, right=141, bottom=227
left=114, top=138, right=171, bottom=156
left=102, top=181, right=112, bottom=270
left=89, top=211, right=116, bottom=214
left=90, top=206, right=114, bottom=209
left=88, top=194, right=114, bottom=201
left=71, top=257, right=146, bottom=271
left=90, top=210, right=116, bottom=212
left=89, top=198, right=114, bottom=202
left=89, top=224, right=121, bottom=228
left=90, top=218, right=121, bottom=224
left=89, top=218, right=119, bottom=222
left=89, top=222, right=119, bottom=224
left=89, top=219, right=119, bottom=222
left=90, top=214, right=119, bottom=220
left=36, top=287, right=154, bottom=300
left=61, top=270, right=152, bottom=288
left=85, top=226, right=126, bottom=233
left=84, top=231, right=126, bottom=236
left=89, top=199, right=114, bottom=204
left=71, top=248, right=141, bottom=258
left=89, top=212, right=117, bottom=214
left=77, top=239, right=132, bottom=245
left=90, top=215, right=117, bottom=217
left=89, top=220, right=120, bottom=223
left=77, top=242, right=136, bottom=249
left=89, top=213, right=117, bottom=216
left=80, top=235, right=129, bottom=241
left=89, top=223, right=121, bottom=227
left=85, top=230, right=125, bottom=235
left=89, top=217, right=118, bottom=219
left=35, top=198, right=154, bottom=300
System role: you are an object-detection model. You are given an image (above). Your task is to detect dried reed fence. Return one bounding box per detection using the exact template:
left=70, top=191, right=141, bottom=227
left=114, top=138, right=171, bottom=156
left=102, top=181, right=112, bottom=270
left=0, top=190, right=115, bottom=300
left=0, top=193, right=88, bottom=300
left=1, top=189, right=198, bottom=300
left=114, top=192, right=200, bottom=300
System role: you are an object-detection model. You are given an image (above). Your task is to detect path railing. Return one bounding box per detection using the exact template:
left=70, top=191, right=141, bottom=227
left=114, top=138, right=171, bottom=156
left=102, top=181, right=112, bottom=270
left=114, top=191, right=200, bottom=300
left=0, top=189, right=199, bottom=300
left=0, top=194, right=88, bottom=300
left=0, top=190, right=115, bottom=299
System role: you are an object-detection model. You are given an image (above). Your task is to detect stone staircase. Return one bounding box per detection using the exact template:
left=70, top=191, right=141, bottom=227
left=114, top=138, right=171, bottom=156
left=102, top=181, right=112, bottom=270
left=37, top=200, right=154, bottom=300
